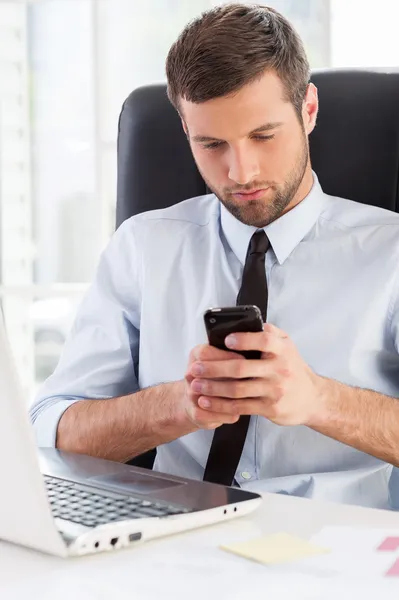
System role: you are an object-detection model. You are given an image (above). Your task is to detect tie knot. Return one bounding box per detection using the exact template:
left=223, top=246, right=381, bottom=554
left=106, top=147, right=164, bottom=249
left=249, top=229, right=269, bottom=255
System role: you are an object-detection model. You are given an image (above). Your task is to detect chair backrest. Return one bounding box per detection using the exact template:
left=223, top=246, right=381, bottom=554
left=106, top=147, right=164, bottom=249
left=116, top=69, right=399, bottom=228
left=116, top=69, right=399, bottom=470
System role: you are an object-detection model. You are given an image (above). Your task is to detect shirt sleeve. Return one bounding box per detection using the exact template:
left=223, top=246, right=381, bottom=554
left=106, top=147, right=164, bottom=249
left=387, top=272, right=399, bottom=508
left=30, top=218, right=141, bottom=448
left=389, top=268, right=399, bottom=359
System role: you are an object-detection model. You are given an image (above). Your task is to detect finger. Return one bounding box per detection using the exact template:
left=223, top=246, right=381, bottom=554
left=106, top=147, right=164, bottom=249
left=224, top=328, right=287, bottom=355
left=190, top=358, right=273, bottom=379
left=191, top=377, right=266, bottom=399
left=189, top=343, right=245, bottom=364
left=263, top=322, right=289, bottom=338
left=187, top=404, right=240, bottom=429
left=198, top=396, right=265, bottom=416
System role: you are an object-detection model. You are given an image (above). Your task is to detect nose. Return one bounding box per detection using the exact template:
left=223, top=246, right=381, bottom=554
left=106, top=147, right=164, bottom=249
left=227, top=145, right=260, bottom=185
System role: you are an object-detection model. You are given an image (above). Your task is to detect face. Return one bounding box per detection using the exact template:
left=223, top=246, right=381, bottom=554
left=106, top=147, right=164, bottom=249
left=180, top=70, right=318, bottom=227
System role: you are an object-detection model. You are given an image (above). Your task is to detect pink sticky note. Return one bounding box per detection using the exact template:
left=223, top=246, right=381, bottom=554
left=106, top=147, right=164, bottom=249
left=377, top=537, right=399, bottom=552
left=386, top=558, right=399, bottom=577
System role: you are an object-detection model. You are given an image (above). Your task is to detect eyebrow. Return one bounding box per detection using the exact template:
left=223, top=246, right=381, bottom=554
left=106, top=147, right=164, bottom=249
left=191, top=121, right=283, bottom=143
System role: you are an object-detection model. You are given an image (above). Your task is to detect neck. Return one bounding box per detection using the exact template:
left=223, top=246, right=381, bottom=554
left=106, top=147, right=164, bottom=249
left=284, top=166, right=314, bottom=215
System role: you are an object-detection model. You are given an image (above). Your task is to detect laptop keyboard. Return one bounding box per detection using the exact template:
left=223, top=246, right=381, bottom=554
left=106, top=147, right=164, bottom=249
left=44, top=475, right=191, bottom=529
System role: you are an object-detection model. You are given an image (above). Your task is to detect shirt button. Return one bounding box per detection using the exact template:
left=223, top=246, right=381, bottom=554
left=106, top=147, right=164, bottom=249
left=241, top=471, right=252, bottom=480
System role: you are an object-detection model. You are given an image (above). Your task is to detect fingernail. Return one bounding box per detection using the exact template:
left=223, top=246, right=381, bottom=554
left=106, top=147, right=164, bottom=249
left=199, top=397, right=211, bottom=408
left=192, top=381, right=204, bottom=393
left=191, top=363, right=204, bottom=376
left=225, top=334, right=237, bottom=348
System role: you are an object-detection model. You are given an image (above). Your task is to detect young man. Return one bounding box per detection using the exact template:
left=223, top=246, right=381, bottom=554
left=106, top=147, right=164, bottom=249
left=31, top=4, right=399, bottom=509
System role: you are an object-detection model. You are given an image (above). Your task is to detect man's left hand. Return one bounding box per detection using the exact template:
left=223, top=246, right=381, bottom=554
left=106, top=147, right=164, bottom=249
left=189, top=323, right=330, bottom=427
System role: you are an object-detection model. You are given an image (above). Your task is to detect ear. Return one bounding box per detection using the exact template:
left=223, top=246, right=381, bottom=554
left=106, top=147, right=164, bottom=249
left=180, top=117, right=189, bottom=139
left=302, top=83, right=318, bottom=135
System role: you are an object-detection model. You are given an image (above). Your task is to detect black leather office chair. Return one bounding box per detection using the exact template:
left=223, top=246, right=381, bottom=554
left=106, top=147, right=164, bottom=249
left=116, top=69, right=399, bottom=469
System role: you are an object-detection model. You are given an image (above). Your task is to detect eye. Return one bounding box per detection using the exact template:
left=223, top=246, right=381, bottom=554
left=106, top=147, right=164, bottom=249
left=202, top=134, right=274, bottom=150
left=252, top=134, right=275, bottom=142
left=202, top=141, right=224, bottom=150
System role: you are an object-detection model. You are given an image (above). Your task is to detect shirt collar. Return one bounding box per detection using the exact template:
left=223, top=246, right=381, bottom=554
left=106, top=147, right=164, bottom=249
left=220, top=171, right=326, bottom=266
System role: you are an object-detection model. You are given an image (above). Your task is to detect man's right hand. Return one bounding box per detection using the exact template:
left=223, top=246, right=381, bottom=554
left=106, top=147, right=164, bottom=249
left=56, top=344, right=246, bottom=463
left=182, top=344, right=245, bottom=430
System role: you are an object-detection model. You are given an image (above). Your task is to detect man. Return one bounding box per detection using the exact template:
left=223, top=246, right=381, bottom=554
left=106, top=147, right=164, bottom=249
left=31, top=4, right=399, bottom=510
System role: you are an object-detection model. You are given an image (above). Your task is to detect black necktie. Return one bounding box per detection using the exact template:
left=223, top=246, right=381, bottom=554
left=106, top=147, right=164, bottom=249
left=203, top=230, right=269, bottom=486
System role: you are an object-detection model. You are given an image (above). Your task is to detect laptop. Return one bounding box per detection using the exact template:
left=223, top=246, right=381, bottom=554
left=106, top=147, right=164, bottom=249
left=0, top=318, right=262, bottom=557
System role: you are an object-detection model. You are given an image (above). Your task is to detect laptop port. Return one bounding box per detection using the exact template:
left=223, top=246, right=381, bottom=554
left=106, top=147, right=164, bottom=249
left=110, top=537, right=119, bottom=547
left=129, top=532, right=142, bottom=543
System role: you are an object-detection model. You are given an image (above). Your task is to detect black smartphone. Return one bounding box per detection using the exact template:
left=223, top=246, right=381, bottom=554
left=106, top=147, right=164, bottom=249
left=203, top=305, right=264, bottom=359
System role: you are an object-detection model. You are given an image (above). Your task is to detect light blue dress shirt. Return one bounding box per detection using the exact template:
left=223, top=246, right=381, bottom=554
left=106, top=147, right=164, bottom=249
left=31, top=173, right=399, bottom=510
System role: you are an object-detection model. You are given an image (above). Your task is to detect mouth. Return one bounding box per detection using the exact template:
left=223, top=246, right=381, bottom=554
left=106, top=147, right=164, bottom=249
left=231, top=187, right=269, bottom=201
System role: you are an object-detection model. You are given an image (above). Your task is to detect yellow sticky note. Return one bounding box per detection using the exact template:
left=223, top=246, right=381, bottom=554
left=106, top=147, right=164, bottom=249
left=221, top=532, right=329, bottom=565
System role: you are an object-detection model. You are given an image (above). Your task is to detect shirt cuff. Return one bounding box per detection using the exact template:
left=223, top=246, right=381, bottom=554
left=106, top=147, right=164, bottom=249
left=32, top=398, right=82, bottom=448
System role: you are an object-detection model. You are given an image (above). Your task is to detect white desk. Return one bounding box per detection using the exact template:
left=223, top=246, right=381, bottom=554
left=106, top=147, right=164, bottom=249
left=3, top=493, right=399, bottom=600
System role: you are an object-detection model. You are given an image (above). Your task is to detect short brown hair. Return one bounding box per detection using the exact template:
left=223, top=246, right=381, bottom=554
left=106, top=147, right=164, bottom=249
left=166, top=3, right=310, bottom=118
